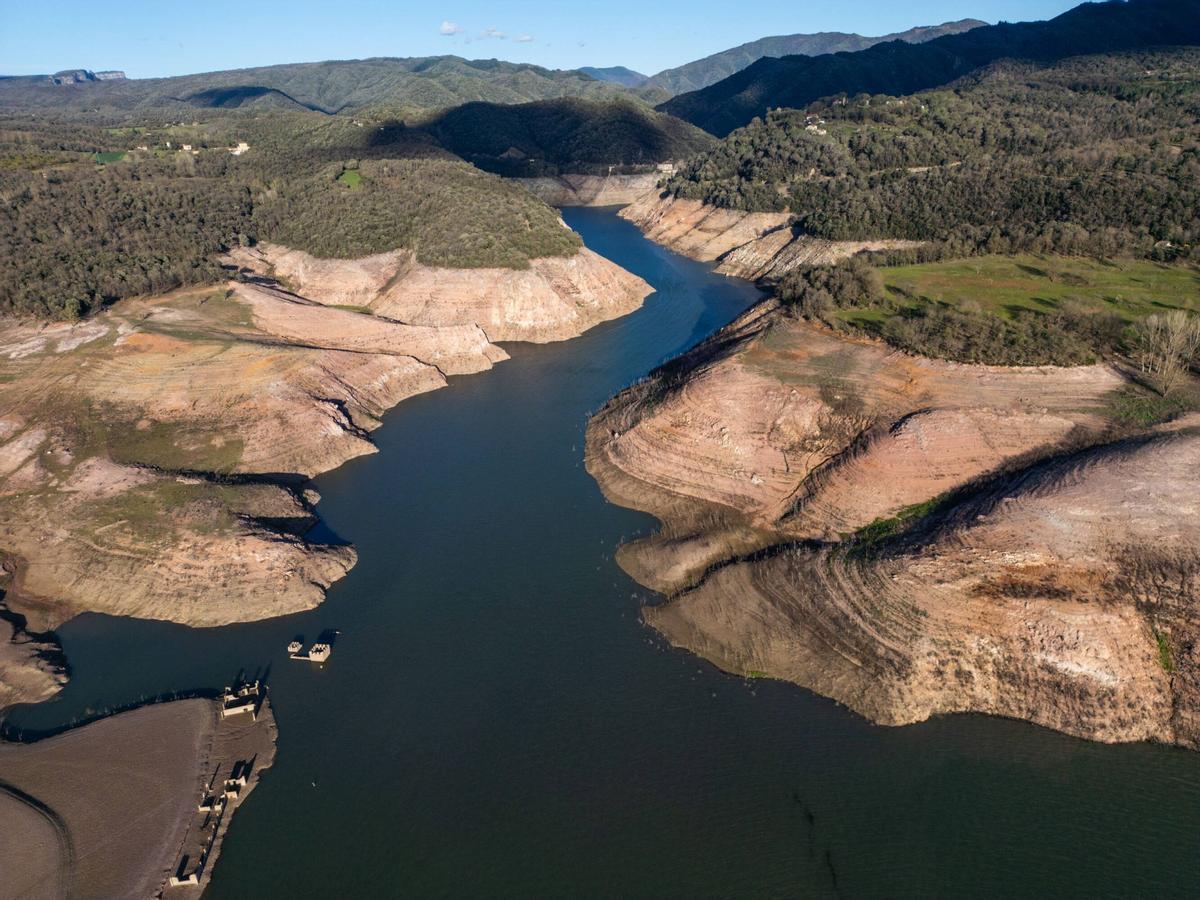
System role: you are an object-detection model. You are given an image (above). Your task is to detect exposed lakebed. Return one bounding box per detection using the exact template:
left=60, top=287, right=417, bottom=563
left=6, top=209, right=1200, bottom=895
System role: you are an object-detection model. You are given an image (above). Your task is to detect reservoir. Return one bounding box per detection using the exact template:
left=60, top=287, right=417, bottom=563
left=6, top=208, right=1200, bottom=895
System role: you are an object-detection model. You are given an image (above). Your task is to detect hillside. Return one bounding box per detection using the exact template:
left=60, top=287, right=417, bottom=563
left=588, top=302, right=1200, bottom=747
left=0, top=111, right=583, bottom=319
left=0, top=56, right=631, bottom=115
left=419, top=97, right=713, bottom=176
left=645, top=19, right=984, bottom=96
left=662, top=48, right=1200, bottom=261
left=660, top=0, right=1200, bottom=135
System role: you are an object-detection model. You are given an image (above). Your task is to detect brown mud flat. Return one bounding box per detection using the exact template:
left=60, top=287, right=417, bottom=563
left=0, top=696, right=275, bottom=899
left=0, top=244, right=651, bottom=707
left=586, top=301, right=1200, bottom=748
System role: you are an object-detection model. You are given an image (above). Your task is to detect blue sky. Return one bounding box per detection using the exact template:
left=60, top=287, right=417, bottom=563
left=1, top=0, right=1080, bottom=78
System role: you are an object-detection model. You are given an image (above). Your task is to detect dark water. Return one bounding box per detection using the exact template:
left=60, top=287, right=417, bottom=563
left=7, top=208, right=1200, bottom=897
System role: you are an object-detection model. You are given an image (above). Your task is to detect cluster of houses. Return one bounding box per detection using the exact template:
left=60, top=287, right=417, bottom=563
left=127, top=140, right=250, bottom=156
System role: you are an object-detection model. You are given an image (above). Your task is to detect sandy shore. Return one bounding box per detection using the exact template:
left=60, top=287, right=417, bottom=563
left=0, top=695, right=275, bottom=898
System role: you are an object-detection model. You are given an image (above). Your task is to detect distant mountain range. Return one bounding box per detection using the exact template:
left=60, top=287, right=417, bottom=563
left=0, top=56, right=632, bottom=114
left=579, top=66, right=649, bottom=88
left=661, top=0, right=1200, bottom=136
left=643, top=19, right=985, bottom=95
left=0, top=20, right=985, bottom=115
left=8, top=0, right=1193, bottom=134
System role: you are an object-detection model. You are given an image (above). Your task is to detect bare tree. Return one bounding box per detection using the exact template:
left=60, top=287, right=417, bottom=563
left=1136, top=311, right=1200, bottom=395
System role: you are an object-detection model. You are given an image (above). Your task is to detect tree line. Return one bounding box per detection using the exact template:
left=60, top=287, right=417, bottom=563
left=0, top=110, right=582, bottom=319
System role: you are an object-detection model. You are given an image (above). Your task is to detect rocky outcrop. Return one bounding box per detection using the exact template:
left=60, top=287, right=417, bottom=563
left=516, top=173, right=665, bottom=207
left=620, top=193, right=924, bottom=281
left=0, top=241, right=652, bottom=706
left=0, top=615, right=63, bottom=711
left=586, top=302, right=1200, bottom=747
left=715, top=232, right=924, bottom=280
left=232, top=242, right=652, bottom=343
left=620, top=194, right=791, bottom=262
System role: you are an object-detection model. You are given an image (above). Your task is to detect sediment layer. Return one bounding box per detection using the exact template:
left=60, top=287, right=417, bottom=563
left=586, top=302, right=1200, bottom=747
left=233, top=240, right=651, bottom=343
left=516, top=173, right=665, bottom=207
left=619, top=193, right=922, bottom=280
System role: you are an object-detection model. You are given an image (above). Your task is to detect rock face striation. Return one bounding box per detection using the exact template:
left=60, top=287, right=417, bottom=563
left=620, top=194, right=791, bottom=262
left=618, top=193, right=919, bottom=280
left=516, top=173, right=666, bottom=208
left=586, top=301, right=1200, bottom=747
left=231, top=241, right=650, bottom=344
left=0, top=244, right=650, bottom=705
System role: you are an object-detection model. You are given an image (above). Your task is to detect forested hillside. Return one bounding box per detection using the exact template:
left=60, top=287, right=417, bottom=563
left=0, top=111, right=580, bottom=319
left=0, top=56, right=631, bottom=115
left=420, top=97, right=713, bottom=175
left=665, top=50, right=1200, bottom=260
left=644, top=19, right=984, bottom=96
left=661, top=0, right=1200, bottom=135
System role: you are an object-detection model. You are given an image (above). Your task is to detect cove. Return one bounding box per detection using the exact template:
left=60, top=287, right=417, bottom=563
left=5, top=208, right=1200, bottom=896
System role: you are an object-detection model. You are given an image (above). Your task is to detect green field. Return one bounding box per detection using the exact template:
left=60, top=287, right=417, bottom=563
left=874, top=255, right=1200, bottom=322
left=336, top=169, right=363, bottom=189
left=93, top=151, right=127, bottom=164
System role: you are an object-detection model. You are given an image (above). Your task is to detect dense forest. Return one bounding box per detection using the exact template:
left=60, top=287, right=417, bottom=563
left=0, top=111, right=580, bottom=318
left=665, top=50, right=1200, bottom=260
left=418, top=97, right=713, bottom=176
left=660, top=0, right=1200, bottom=136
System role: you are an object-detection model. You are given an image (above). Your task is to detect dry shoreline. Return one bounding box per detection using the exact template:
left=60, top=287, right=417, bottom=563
left=574, top=185, right=1200, bottom=748
left=584, top=298, right=1200, bottom=748
left=0, top=694, right=276, bottom=898
left=618, top=192, right=923, bottom=279
left=515, top=172, right=666, bottom=208
left=0, top=221, right=651, bottom=897
left=0, top=242, right=651, bottom=707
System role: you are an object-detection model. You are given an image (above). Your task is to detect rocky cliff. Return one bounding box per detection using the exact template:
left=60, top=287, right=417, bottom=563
left=586, top=302, right=1200, bottom=747
left=0, top=245, right=651, bottom=706
left=618, top=193, right=917, bottom=280
left=516, top=173, right=665, bottom=207
left=231, top=241, right=650, bottom=343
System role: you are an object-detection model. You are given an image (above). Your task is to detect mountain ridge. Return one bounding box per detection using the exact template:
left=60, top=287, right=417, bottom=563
left=0, top=55, right=634, bottom=114
left=660, top=0, right=1200, bottom=136
left=645, top=19, right=985, bottom=95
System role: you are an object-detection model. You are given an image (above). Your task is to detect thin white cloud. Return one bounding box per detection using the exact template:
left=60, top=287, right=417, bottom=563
left=439, top=21, right=463, bottom=36
left=515, top=34, right=534, bottom=43
left=483, top=26, right=506, bottom=39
